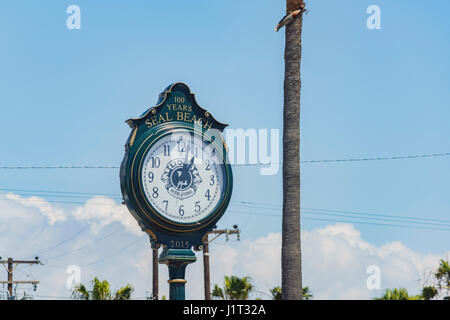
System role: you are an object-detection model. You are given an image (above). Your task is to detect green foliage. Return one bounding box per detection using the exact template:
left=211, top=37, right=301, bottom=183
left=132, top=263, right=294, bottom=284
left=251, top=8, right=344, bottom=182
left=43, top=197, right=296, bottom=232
left=421, top=259, right=450, bottom=300
left=114, top=284, right=134, bottom=300
left=91, top=278, right=111, bottom=300
left=270, top=286, right=312, bottom=300
left=72, top=277, right=134, bottom=300
left=435, top=259, right=450, bottom=289
left=212, top=276, right=253, bottom=300
left=374, top=288, right=421, bottom=300
left=302, top=286, right=313, bottom=300
left=374, top=258, right=450, bottom=300
left=212, top=284, right=225, bottom=300
left=73, top=283, right=90, bottom=300
left=270, top=286, right=282, bottom=300
left=421, top=286, right=438, bottom=300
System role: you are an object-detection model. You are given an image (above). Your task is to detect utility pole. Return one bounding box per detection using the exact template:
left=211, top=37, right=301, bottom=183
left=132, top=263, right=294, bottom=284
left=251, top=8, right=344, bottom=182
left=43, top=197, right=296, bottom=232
left=152, top=248, right=159, bottom=300
left=0, top=257, right=40, bottom=300
left=203, top=237, right=211, bottom=300
left=202, top=226, right=240, bottom=300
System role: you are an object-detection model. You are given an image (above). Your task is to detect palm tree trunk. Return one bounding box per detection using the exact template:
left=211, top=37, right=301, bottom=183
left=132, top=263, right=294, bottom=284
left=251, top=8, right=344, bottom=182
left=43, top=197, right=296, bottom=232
left=282, top=0, right=304, bottom=300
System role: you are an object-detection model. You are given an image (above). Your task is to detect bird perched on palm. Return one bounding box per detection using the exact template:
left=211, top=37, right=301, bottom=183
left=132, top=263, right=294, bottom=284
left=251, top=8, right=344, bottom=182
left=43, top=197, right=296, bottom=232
left=274, top=4, right=306, bottom=32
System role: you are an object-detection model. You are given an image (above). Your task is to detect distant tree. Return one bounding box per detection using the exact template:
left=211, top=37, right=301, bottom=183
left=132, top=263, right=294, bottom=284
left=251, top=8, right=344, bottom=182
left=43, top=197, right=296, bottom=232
left=421, top=286, right=438, bottom=300
left=114, top=284, right=134, bottom=300
left=20, top=292, right=33, bottom=300
left=422, top=259, right=450, bottom=300
left=435, top=259, right=450, bottom=299
left=270, top=286, right=282, bottom=300
left=270, top=286, right=312, bottom=300
left=72, top=283, right=90, bottom=300
left=302, top=286, right=313, bottom=300
left=374, top=259, right=450, bottom=300
left=212, top=284, right=225, bottom=300
left=374, top=288, right=421, bottom=300
left=72, top=277, right=134, bottom=300
left=212, top=276, right=253, bottom=300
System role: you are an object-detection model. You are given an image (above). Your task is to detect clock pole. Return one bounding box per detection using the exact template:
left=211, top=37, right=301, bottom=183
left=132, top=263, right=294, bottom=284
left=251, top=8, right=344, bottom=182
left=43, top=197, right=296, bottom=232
left=120, top=83, right=233, bottom=301
left=159, top=247, right=196, bottom=300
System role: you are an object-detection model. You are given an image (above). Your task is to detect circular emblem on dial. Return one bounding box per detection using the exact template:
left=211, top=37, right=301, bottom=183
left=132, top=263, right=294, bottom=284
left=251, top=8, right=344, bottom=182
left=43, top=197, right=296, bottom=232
left=161, top=158, right=202, bottom=200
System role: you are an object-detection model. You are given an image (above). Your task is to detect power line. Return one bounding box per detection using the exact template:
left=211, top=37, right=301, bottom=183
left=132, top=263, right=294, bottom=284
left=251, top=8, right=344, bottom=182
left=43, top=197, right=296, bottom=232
left=43, top=238, right=142, bottom=269
left=1, top=185, right=448, bottom=229
left=32, top=225, right=91, bottom=257
left=80, top=238, right=142, bottom=267
left=301, top=207, right=450, bottom=225
left=4, top=187, right=450, bottom=226
left=1, top=192, right=116, bottom=200
left=0, top=151, right=449, bottom=170
left=2, top=187, right=448, bottom=225
left=0, top=187, right=120, bottom=197
left=0, top=195, right=119, bottom=207
left=2, top=189, right=450, bottom=230
left=301, top=211, right=450, bottom=229
left=299, top=152, right=450, bottom=164
left=42, top=239, right=142, bottom=269
left=3, top=187, right=447, bottom=225
left=228, top=210, right=450, bottom=232
left=6, top=194, right=450, bottom=230
left=2, top=188, right=450, bottom=234
left=301, top=216, right=450, bottom=232
left=0, top=166, right=119, bottom=170
left=43, top=226, right=125, bottom=260
left=230, top=202, right=450, bottom=226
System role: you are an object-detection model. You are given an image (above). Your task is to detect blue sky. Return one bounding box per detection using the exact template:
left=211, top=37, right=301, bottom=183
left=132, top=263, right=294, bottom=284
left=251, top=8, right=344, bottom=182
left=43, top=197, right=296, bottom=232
left=0, top=1, right=449, bottom=299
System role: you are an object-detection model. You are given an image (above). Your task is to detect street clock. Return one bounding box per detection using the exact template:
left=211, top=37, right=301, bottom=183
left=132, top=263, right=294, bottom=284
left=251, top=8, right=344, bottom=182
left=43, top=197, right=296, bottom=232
left=120, top=83, right=233, bottom=250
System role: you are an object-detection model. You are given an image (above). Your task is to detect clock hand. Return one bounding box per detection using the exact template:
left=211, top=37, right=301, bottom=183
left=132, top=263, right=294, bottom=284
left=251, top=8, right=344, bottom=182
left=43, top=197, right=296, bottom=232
left=182, top=142, right=196, bottom=174
left=175, top=181, right=183, bottom=207
left=183, top=141, right=191, bottom=165
left=189, top=155, right=195, bottom=169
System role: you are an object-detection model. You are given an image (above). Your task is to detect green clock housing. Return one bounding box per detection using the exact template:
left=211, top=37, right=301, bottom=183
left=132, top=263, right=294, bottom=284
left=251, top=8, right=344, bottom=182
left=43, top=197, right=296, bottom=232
left=120, top=83, right=233, bottom=250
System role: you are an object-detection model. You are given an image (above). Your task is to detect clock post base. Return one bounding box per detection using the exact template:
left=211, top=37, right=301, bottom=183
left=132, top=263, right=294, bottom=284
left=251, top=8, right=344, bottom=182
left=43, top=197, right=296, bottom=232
left=159, top=247, right=197, bottom=300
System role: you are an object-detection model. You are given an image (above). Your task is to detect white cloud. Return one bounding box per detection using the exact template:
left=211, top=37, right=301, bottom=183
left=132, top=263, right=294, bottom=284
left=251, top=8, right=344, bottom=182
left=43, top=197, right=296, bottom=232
left=2, top=192, right=142, bottom=235
left=3, top=192, right=66, bottom=225
left=302, top=223, right=447, bottom=299
left=71, top=196, right=142, bottom=235
left=180, top=223, right=449, bottom=300
left=0, top=193, right=448, bottom=300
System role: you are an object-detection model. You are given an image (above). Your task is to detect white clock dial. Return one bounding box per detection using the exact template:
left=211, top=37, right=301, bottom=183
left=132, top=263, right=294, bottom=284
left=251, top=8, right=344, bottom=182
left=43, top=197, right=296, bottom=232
left=141, top=131, right=225, bottom=224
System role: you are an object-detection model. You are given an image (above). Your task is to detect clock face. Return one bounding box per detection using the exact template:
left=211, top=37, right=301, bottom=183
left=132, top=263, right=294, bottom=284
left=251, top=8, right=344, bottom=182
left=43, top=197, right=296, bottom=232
left=140, top=130, right=225, bottom=224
